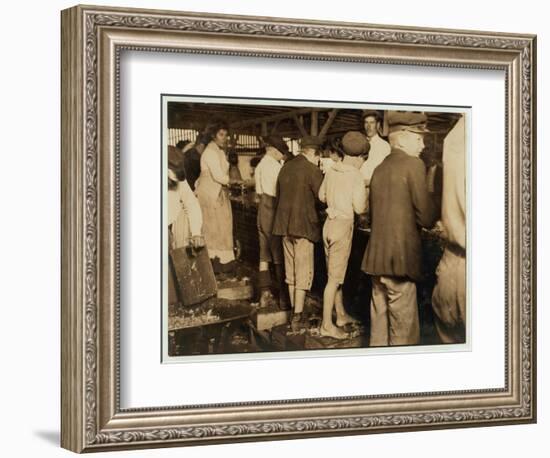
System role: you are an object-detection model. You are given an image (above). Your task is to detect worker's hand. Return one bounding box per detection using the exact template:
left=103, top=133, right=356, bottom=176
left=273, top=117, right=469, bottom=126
left=356, top=213, right=369, bottom=230
left=190, top=235, right=205, bottom=249
left=432, top=220, right=445, bottom=236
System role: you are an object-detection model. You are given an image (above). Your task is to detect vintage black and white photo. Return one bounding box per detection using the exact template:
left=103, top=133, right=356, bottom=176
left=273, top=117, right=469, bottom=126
left=163, top=96, right=467, bottom=359
left=60, top=5, right=536, bottom=450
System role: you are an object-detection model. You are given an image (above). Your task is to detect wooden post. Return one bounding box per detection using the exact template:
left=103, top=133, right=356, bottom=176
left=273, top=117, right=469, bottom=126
left=311, top=111, right=319, bottom=136
left=292, top=113, right=308, bottom=137
left=319, top=109, right=339, bottom=138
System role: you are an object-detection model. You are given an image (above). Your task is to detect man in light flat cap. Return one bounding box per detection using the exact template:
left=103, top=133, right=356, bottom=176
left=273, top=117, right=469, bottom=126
left=362, top=111, right=436, bottom=346
left=273, top=135, right=323, bottom=330
left=318, top=131, right=370, bottom=339
left=255, top=136, right=290, bottom=310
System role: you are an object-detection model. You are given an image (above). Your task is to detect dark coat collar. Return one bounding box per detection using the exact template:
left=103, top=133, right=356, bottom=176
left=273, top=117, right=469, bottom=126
left=390, top=147, right=408, bottom=156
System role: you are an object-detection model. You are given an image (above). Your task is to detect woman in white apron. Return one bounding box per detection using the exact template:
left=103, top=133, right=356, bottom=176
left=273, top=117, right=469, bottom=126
left=195, top=123, right=236, bottom=270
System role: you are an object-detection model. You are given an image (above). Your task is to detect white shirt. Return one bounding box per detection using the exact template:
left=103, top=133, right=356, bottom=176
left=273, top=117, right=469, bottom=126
left=168, top=180, right=203, bottom=237
left=360, top=134, right=391, bottom=183
left=319, top=161, right=367, bottom=220
left=441, top=116, right=466, bottom=249
left=255, top=153, right=282, bottom=197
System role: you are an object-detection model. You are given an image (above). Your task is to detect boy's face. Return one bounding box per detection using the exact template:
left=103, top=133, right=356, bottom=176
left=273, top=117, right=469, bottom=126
left=329, top=151, right=342, bottom=162
left=364, top=116, right=379, bottom=138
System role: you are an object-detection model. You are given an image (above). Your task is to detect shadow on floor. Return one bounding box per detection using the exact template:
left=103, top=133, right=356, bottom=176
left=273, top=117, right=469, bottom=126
left=34, top=430, right=59, bottom=446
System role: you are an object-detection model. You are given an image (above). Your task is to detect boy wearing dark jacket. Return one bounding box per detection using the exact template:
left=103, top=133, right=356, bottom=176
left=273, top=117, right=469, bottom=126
left=273, top=136, right=323, bottom=330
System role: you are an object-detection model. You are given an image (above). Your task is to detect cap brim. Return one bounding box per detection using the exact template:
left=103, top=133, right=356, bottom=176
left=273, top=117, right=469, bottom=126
left=389, top=124, right=430, bottom=134
left=406, top=126, right=430, bottom=133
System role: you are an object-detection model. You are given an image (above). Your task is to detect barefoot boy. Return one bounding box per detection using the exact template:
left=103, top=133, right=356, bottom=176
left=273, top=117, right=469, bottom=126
left=318, top=131, right=370, bottom=339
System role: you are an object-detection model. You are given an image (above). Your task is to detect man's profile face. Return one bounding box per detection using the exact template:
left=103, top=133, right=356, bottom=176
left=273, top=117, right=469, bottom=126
left=403, top=132, right=425, bottom=157
left=364, top=116, right=379, bottom=138
left=301, top=146, right=320, bottom=166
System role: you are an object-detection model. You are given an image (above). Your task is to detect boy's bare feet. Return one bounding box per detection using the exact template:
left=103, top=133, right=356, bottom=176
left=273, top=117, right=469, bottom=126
left=336, top=312, right=360, bottom=328
left=290, top=312, right=305, bottom=333
left=320, top=324, right=349, bottom=340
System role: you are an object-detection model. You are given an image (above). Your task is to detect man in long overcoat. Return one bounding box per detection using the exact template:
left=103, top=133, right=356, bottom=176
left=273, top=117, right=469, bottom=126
left=362, top=111, right=436, bottom=346
left=272, top=136, right=323, bottom=330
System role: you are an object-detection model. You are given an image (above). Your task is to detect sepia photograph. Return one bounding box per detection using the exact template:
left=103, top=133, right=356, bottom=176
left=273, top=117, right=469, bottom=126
left=58, top=4, right=536, bottom=451
left=162, top=96, right=467, bottom=360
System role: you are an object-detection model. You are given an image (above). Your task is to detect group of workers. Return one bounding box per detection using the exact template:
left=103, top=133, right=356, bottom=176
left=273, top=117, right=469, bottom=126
left=167, top=109, right=466, bottom=347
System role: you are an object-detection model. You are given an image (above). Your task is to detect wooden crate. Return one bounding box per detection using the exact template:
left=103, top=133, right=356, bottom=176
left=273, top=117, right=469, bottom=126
left=170, top=246, right=217, bottom=307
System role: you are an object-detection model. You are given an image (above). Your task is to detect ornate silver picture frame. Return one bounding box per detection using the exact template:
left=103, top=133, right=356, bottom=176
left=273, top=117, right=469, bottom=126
left=61, top=4, right=536, bottom=453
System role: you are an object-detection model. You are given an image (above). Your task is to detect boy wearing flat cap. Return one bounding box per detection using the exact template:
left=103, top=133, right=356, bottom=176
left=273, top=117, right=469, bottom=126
left=255, top=136, right=290, bottom=310
left=362, top=111, right=436, bottom=346
left=318, top=131, right=370, bottom=339
left=273, top=136, right=324, bottom=330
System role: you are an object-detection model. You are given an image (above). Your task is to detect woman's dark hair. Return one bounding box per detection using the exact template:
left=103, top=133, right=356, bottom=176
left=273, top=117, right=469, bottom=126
left=321, top=137, right=344, bottom=159
left=206, top=119, right=230, bottom=137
